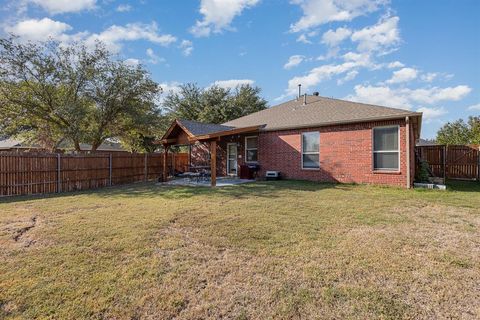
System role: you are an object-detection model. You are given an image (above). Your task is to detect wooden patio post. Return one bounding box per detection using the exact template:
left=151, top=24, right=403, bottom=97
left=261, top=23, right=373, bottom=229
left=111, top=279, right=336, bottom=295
left=210, top=140, right=217, bottom=187
left=163, top=145, right=169, bottom=182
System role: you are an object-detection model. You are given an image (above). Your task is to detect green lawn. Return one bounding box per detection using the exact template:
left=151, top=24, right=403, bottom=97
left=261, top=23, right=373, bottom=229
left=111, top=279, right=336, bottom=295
left=1, top=181, right=479, bottom=319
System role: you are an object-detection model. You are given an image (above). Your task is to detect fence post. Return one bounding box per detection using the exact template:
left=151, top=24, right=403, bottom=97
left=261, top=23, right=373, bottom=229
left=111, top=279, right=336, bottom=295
left=144, top=153, right=148, bottom=182
left=109, top=153, right=112, bottom=186
left=57, top=153, right=61, bottom=193
left=443, top=145, right=447, bottom=184
left=477, top=146, right=480, bottom=182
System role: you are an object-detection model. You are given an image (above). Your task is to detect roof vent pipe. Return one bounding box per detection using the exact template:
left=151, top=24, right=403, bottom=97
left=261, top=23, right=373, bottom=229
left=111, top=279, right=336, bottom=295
left=297, top=84, right=301, bottom=100
left=303, top=93, right=307, bottom=105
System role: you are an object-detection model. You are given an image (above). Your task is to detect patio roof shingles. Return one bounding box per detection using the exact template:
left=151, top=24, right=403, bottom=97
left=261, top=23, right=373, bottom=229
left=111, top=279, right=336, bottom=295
left=177, top=119, right=235, bottom=136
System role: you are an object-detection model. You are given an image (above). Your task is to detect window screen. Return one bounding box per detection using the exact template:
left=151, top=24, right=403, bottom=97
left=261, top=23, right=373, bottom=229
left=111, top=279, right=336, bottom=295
left=245, top=136, right=258, bottom=162
left=302, top=132, right=320, bottom=169
left=373, top=127, right=399, bottom=170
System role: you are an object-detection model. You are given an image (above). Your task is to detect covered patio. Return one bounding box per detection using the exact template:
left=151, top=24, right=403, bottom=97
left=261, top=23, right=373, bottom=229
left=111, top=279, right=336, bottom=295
left=158, top=119, right=262, bottom=187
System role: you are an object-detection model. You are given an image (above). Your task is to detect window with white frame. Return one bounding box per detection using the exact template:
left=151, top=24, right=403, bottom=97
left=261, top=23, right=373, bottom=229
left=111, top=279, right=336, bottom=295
left=245, top=136, right=258, bottom=162
left=302, top=131, right=320, bottom=169
left=373, top=126, right=399, bottom=171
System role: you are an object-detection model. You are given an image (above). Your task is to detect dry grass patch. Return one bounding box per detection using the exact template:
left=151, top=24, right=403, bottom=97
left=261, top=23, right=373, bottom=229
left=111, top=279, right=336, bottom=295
left=0, top=180, right=479, bottom=319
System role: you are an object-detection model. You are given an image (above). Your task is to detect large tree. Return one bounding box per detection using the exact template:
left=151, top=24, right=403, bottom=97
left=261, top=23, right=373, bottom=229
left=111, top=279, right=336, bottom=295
left=0, top=37, right=162, bottom=152
left=436, top=115, right=480, bottom=145
left=0, top=39, right=94, bottom=150
left=84, top=57, right=161, bottom=151
left=162, top=83, right=268, bottom=124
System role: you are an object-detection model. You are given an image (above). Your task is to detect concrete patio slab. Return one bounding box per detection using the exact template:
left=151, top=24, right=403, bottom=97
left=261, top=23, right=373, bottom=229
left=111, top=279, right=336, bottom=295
left=157, top=177, right=255, bottom=187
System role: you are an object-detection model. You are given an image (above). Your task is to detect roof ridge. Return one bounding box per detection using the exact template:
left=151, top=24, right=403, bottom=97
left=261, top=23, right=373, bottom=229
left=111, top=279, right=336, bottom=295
left=179, top=118, right=234, bottom=127
left=314, top=95, right=416, bottom=114
left=273, top=94, right=414, bottom=114
left=223, top=93, right=421, bottom=130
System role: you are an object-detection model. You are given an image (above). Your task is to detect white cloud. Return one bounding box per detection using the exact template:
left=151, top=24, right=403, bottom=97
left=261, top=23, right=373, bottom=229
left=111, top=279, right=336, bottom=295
left=351, top=15, right=400, bottom=53
left=321, top=27, right=351, bottom=47
left=296, top=34, right=312, bottom=44
left=179, top=40, right=193, bottom=56
left=158, top=81, right=183, bottom=103
left=116, top=4, right=132, bottom=12
left=347, top=84, right=412, bottom=109
left=29, top=0, right=96, bottom=14
left=190, top=0, right=260, bottom=37
left=285, top=61, right=366, bottom=96
left=6, top=19, right=183, bottom=58
left=281, top=51, right=375, bottom=97
left=337, top=70, right=358, bottom=85
left=387, top=61, right=404, bottom=68
left=409, top=85, right=471, bottom=104
left=211, top=79, right=255, bottom=89
left=342, top=51, right=371, bottom=64
left=5, top=18, right=71, bottom=41
left=85, top=22, right=176, bottom=52
left=284, top=55, right=305, bottom=69
left=417, top=107, right=447, bottom=121
left=146, top=48, right=165, bottom=65
left=296, top=30, right=318, bottom=44
left=123, top=58, right=140, bottom=67
left=290, top=0, right=385, bottom=32
left=386, top=67, right=418, bottom=84
left=467, top=103, right=480, bottom=111
left=346, top=84, right=472, bottom=110
left=420, top=72, right=438, bottom=82
left=160, top=81, right=182, bottom=95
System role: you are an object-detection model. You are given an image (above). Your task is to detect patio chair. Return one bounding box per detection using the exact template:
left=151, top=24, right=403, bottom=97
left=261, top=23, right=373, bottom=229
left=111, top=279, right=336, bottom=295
left=199, top=169, right=211, bottom=182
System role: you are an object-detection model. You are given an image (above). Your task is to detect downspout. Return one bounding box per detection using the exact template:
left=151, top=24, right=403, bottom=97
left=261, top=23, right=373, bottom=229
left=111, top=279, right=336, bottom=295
left=406, top=116, right=411, bottom=189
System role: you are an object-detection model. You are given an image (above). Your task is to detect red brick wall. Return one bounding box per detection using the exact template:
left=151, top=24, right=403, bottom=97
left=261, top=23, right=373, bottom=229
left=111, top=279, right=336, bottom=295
left=188, top=119, right=417, bottom=188
left=190, top=134, right=247, bottom=176
left=257, top=119, right=412, bottom=188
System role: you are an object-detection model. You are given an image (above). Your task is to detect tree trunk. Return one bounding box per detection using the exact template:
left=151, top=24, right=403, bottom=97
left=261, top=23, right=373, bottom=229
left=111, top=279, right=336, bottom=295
left=91, top=140, right=102, bottom=152
left=74, top=140, right=81, bottom=152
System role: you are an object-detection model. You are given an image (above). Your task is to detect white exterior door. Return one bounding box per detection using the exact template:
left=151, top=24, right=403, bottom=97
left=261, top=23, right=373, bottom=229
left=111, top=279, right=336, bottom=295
left=227, top=143, right=238, bottom=176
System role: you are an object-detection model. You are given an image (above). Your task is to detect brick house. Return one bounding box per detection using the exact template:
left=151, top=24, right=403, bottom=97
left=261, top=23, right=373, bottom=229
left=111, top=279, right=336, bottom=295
left=160, top=94, right=422, bottom=188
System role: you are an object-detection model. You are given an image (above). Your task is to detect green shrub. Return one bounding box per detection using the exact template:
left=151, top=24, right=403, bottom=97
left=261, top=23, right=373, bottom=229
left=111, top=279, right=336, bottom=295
left=416, top=160, right=430, bottom=182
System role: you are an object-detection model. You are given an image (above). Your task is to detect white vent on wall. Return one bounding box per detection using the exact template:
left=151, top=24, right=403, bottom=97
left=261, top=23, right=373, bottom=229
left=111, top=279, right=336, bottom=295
left=265, top=171, right=280, bottom=178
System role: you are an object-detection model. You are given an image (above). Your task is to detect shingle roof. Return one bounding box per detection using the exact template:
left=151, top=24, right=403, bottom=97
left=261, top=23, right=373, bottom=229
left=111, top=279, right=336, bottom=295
left=223, top=95, right=422, bottom=130
left=178, top=119, right=235, bottom=136
left=0, top=139, right=22, bottom=148
left=0, top=139, right=125, bottom=151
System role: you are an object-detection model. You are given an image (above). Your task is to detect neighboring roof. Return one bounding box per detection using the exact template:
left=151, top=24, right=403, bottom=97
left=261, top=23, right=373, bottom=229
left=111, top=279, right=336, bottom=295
left=416, top=138, right=437, bottom=146
left=78, top=142, right=126, bottom=152
left=0, top=139, right=126, bottom=152
left=223, top=95, right=422, bottom=131
left=0, top=139, right=40, bottom=149
left=0, top=138, right=22, bottom=149
left=176, top=119, right=235, bottom=136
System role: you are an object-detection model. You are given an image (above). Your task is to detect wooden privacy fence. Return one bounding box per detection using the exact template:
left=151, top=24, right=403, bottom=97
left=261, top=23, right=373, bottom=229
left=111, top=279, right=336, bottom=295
left=0, top=152, right=188, bottom=197
left=416, top=145, right=480, bottom=181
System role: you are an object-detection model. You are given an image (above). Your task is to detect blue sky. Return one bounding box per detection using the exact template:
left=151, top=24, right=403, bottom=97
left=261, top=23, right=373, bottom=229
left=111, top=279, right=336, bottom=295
left=1, top=0, right=479, bottom=138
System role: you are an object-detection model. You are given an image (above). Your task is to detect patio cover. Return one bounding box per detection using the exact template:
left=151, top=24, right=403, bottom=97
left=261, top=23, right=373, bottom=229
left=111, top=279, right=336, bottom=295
left=157, top=119, right=263, bottom=186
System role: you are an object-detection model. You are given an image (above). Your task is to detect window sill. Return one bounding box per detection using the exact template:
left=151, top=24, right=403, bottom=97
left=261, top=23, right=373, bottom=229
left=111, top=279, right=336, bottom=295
left=373, top=170, right=401, bottom=175
left=302, top=167, right=320, bottom=171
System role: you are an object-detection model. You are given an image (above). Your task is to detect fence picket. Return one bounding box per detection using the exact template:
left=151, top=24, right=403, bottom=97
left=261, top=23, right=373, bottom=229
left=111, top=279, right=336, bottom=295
left=416, top=145, right=479, bottom=181
left=0, top=152, right=188, bottom=197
